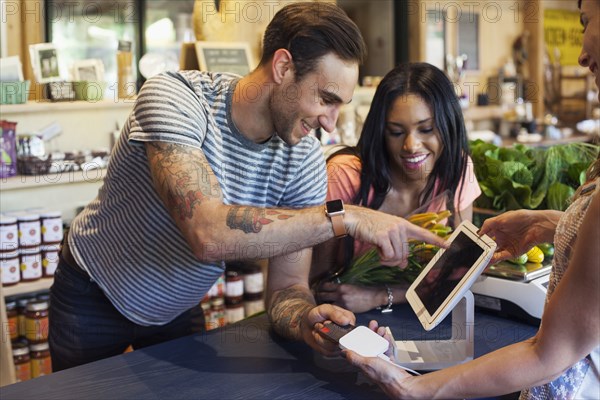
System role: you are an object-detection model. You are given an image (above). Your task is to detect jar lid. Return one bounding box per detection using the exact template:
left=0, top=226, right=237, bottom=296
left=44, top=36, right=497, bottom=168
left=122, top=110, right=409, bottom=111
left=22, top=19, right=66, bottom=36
left=17, top=297, right=34, bottom=307
left=16, top=213, right=40, bottom=222
left=211, top=297, right=224, bottom=306
left=26, top=300, right=49, bottom=311
left=0, top=248, right=19, bottom=258
left=40, top=210, right=62, bottom=218
left=36, top=293, right=50, bottom=301
left=12, top=346, right=29, bottom=356
left=226, top=269, right=242, bottom=278
left=29, top=342, right=49, bottom=352
left=0, top=215, right=18, bottom=224
left=118, top=40, right=132, bottom=52
left=41, top=244, right=60, bottom=252
left=20, top=246, right=40, bottom=254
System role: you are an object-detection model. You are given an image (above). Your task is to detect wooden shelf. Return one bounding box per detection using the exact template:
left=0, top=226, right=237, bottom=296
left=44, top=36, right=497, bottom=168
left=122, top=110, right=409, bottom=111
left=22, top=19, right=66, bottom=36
left=2, top=278, right=53, bottom=297
left=560, top=74, right=589, bottom=80
left=1, top=168, right=107, bottom=191
left=501, top=133, right=595, bottom=148
left=463, top=105, right=504, bottom=122
left=1, top=98, right=136, bottom=115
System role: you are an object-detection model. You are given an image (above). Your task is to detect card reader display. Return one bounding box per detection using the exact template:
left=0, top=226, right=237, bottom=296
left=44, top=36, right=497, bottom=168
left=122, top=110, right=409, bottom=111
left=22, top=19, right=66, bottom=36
left=415, top=232, right=484, bottom=315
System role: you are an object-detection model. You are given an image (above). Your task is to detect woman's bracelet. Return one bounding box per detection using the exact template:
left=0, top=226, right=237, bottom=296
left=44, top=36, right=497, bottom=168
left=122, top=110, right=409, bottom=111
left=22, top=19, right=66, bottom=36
left=380, top=285, right=393, bottom=313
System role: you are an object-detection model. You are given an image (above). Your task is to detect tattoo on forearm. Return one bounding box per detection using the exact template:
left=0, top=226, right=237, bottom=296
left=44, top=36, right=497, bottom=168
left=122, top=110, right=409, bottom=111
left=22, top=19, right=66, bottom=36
left=226, top=207, right=293, bottom=234
left=149, top=143, right=222, bottom=220
left=269, top=287, right=316, bottom=341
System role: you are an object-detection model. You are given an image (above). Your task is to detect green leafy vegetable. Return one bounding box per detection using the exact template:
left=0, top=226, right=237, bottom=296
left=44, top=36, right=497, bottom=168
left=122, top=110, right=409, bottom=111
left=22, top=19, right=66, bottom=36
left=471, top=141, right=598, bottom=211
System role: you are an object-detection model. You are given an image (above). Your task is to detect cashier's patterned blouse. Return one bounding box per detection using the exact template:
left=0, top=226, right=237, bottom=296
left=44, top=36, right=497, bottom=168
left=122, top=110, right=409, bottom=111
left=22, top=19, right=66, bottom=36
left=520, top=177, right=600, bottom=400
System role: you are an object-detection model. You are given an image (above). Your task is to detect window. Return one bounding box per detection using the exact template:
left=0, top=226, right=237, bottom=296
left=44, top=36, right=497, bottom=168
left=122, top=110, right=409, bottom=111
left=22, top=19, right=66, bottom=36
left=46, top=0, right=195, bottom=100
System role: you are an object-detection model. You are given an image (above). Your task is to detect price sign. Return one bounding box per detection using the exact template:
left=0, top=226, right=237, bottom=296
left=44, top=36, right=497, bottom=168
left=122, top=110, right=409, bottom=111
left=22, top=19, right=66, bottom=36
left=544, top=9, right=582, bottom=66
left=195, top=42, right=254, bottom=76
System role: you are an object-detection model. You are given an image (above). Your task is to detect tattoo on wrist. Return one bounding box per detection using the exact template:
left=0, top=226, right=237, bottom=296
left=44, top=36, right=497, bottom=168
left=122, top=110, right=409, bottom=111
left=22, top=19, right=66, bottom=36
left=226, top=207, right=293, bottom=234
left=269, top=287, right=315, bottom=340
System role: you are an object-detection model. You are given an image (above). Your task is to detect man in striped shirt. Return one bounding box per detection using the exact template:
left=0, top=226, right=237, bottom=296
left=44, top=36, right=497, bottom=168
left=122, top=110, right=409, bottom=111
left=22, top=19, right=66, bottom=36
left=49, top=2, right=445, bottom=371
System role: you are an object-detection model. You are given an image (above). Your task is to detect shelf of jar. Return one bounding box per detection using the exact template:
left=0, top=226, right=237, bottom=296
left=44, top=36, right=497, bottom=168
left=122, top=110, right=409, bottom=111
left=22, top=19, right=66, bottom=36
left=2, top=278, right=53, bottom=298
left=2, top=168, right=107, bottom=191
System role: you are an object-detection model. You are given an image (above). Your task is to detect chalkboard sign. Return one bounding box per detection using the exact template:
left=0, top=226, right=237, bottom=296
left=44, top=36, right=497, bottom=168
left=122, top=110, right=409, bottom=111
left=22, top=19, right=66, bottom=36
left=195, top=42, right=254, bottom=76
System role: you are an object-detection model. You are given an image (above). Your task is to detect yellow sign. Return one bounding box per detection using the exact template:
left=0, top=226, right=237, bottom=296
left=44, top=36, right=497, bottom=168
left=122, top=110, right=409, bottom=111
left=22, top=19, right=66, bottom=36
left=544, top=9, right=583, bottom=66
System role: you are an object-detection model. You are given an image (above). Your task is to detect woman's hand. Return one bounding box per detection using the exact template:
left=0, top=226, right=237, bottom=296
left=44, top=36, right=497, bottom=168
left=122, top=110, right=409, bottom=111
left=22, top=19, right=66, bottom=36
left=316, top=282, right=388, bottom=313
left=479, top=209, right=562, bottom=264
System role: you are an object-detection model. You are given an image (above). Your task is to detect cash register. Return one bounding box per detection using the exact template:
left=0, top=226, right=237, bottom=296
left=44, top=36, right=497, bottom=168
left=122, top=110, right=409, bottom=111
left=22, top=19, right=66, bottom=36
left=471, top=261, right=551, bottom=325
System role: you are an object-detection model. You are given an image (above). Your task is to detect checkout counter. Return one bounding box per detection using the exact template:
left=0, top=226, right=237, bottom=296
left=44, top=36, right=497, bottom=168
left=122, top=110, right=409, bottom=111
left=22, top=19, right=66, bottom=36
left=1, top=304, right=538, bottom=399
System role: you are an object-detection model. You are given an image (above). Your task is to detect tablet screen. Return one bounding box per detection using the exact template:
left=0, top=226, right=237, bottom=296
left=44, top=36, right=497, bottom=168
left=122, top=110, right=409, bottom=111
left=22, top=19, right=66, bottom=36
left=414, top=231, right=484, bottom=315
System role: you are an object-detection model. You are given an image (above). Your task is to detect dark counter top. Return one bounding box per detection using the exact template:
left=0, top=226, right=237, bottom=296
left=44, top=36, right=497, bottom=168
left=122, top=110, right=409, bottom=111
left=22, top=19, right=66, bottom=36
left=1, top=304, right=537, bottom=400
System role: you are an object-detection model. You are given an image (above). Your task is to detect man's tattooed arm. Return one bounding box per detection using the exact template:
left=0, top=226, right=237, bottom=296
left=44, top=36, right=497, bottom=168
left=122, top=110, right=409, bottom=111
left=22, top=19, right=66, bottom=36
left=268, top=286, right=315, bottom=341
left=147, top=142, right=222, bottom=220
left=226, top=207, right=294, bottom=234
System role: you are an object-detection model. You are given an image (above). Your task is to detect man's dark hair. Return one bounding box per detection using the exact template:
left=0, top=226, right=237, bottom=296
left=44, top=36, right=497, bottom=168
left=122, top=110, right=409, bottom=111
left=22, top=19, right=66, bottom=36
left=259, top=2, right=366, bottom=81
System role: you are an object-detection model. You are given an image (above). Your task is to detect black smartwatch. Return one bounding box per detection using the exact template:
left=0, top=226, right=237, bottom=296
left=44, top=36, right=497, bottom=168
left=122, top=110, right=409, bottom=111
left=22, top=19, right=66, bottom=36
left=325, top=199, right=347, bottom=238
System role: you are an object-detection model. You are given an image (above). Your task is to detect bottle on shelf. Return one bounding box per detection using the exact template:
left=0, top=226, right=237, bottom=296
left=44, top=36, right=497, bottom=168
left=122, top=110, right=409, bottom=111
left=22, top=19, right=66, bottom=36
left=12, top=342, right=31, bottom=382
left=25, top=300, right=49, bottom=343
left=1, top=247, right=20, bottom=286
left=29, top=341, right=52, bottom=378
left=6, top=299, right=19, bottom=341
left=20, top=246, right=42, bottom=282
left=117, top=40, right=137, bottom=100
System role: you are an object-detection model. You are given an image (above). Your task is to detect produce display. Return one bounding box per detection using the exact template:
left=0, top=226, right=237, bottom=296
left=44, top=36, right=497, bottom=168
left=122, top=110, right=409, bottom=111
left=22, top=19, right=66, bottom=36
left=336, top=211, right=452, bottom=286
left=470, top=141, right=599, bottom=212
left=506, top=244, right=552, bottom=265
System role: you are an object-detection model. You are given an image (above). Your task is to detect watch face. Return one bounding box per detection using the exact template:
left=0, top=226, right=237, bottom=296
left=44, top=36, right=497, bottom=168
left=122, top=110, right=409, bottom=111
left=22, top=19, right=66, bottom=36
left=327, top=199, right=344, bottom=214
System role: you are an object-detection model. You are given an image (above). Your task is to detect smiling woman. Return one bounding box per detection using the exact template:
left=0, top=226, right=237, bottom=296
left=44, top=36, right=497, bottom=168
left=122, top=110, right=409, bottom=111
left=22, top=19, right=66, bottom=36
left=311, top=62, right=481, bottom=313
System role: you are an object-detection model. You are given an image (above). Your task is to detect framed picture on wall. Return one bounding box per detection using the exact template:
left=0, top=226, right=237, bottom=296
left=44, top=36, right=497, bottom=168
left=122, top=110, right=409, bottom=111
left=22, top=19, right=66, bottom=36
left=29, top=43, right=62, bottom=83
left=72, top=59, right=105, bottom=82
left=195, top=42, right=254, bottom=76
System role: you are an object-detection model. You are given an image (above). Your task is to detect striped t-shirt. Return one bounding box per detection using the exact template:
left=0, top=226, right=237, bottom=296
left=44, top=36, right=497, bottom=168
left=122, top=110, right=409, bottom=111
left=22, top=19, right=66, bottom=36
left=69, top=71, right=327, bottom=326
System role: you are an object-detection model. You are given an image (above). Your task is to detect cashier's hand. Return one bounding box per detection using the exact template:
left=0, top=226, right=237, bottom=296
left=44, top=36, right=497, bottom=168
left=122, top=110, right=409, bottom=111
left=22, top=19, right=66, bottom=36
left=304, top=304, right=355, bottom=357
left=343, top=322, right=412, bottom=400
left=343, top=350, right=412, bottom=398
left=479, top=210, right=553, bottom=264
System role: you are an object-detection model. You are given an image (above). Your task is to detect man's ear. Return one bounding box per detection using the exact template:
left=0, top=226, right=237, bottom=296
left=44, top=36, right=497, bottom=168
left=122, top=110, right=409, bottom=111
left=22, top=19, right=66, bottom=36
left=271, top=49, right=294, bottom=84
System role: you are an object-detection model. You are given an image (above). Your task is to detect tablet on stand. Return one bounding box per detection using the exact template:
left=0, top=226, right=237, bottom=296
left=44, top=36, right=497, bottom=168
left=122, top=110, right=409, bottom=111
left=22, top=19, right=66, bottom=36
left=396, top=220, right=496, bottom=371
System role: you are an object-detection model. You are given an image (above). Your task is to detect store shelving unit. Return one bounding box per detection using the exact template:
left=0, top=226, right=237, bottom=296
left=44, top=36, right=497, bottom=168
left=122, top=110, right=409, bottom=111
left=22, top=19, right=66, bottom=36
left=1, top=99, right=133, bottom=387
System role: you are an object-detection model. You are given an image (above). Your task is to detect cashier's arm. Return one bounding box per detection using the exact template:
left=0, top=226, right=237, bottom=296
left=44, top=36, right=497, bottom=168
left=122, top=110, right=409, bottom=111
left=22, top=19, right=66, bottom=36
left=267, top=249, right=355, bottom=354
left=347, top=193, right=600, bottom=399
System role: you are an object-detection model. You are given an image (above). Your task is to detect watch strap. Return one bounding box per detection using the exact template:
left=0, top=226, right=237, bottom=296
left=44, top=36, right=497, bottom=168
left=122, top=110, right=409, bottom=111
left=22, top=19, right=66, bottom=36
left=330, top=213, right=347, bottom=238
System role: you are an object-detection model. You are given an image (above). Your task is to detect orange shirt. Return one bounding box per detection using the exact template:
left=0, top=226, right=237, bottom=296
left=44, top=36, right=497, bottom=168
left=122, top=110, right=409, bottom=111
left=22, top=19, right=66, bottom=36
left=326, top=154, right=482, bottom=258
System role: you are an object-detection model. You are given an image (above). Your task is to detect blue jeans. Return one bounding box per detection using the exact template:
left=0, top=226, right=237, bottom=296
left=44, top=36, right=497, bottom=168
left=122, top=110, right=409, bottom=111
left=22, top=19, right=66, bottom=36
left=49, top=252, right=205, bottom=371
